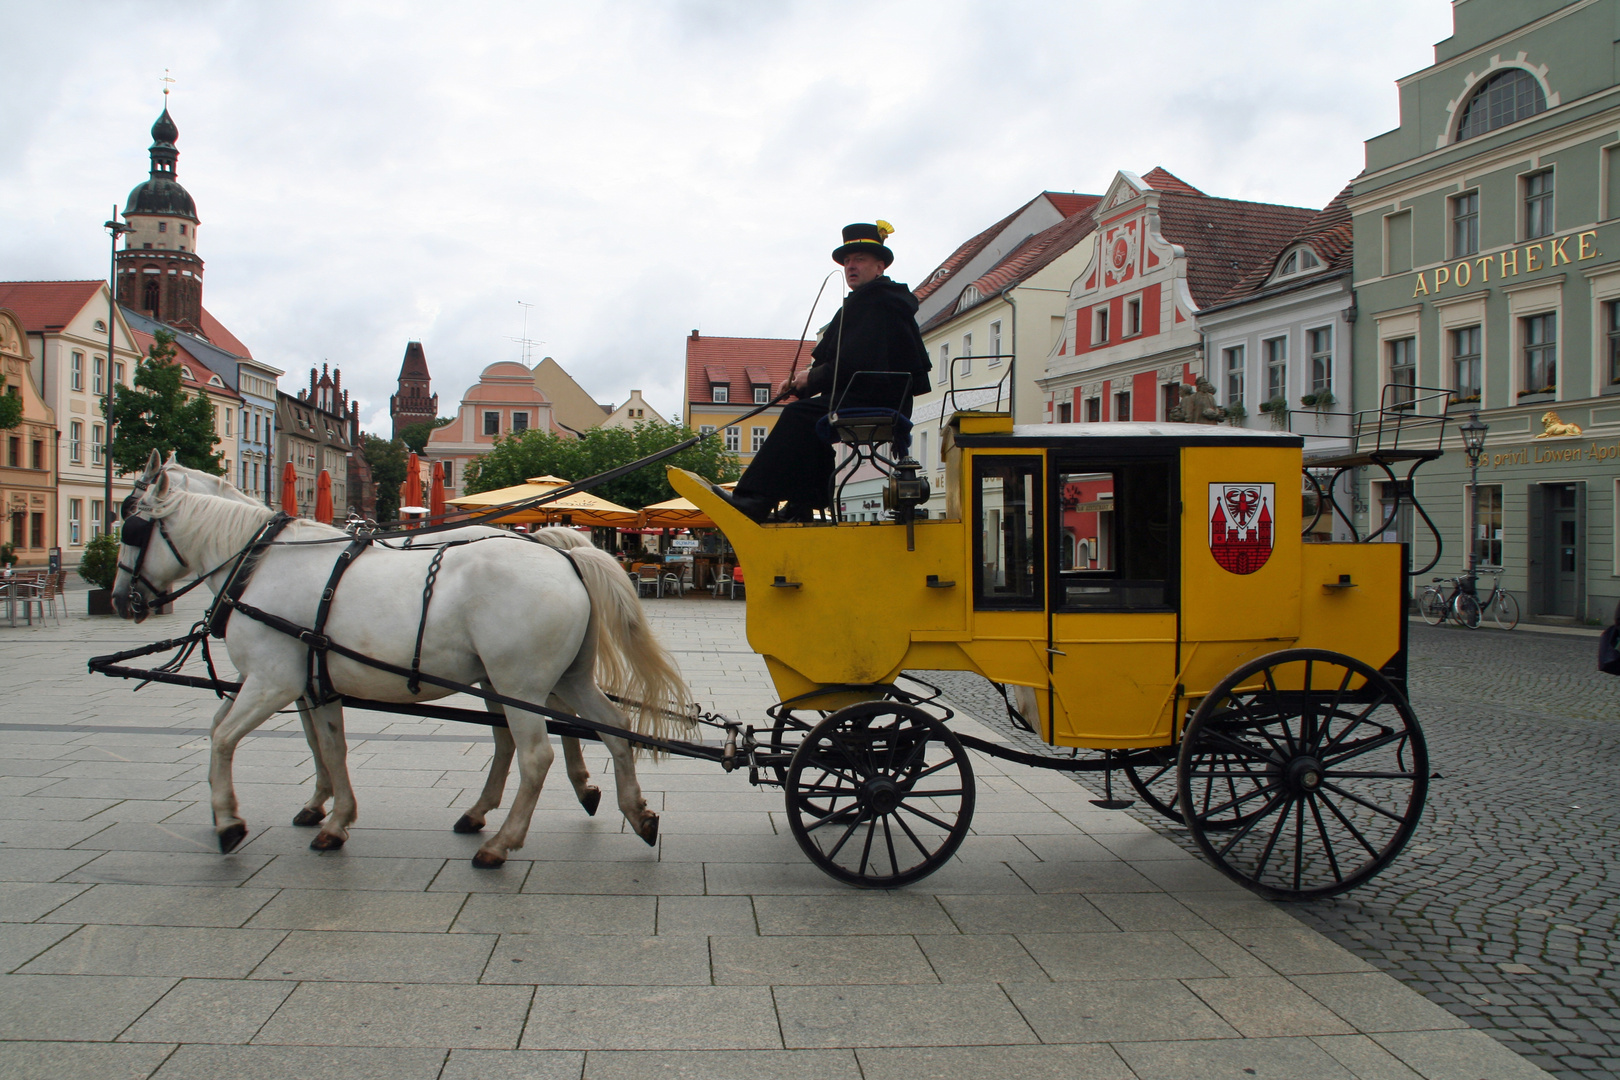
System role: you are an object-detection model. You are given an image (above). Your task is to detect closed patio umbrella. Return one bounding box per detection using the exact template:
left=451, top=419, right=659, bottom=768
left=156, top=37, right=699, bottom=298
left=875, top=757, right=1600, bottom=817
left=447, top=474, right=638, bottom=528
left=402, top=452, right=424, bottom=524
left=315, top=470, right=334, bottom=524
left=429, top=460, right=446, bottom=521
left=280, top=461, right=298, bottom=517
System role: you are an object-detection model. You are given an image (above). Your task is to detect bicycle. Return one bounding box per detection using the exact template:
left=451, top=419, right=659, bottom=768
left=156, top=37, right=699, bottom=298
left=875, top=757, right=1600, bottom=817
left=1472, top=567, right=1520, bottom=630
left=1418, top=574, right=1481, bottom=628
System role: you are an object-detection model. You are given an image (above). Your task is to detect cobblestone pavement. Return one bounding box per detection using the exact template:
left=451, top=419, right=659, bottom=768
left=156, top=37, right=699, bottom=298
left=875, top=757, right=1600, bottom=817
left=0, top=590, right=1556, bottom=1079
left=925, top=622, right=1620, bottom=1080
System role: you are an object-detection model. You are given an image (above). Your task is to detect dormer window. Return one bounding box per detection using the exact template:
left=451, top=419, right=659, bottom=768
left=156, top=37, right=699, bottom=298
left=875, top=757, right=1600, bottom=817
left=712, top=384, right=728, bottom=403
left=1270, top=245, right=1323, bottom=283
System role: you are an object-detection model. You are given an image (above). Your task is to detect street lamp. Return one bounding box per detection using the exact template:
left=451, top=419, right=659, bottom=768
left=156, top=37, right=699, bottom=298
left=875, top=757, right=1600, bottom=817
left=1460, top=411, right=1489, bottom=573
left=103, top=207, right=131, bottom=537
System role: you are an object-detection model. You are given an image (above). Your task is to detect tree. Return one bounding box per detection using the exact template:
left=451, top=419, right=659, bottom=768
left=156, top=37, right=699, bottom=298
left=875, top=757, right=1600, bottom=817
left=462, top=420, right=740, bottom=507
left=399, top=416, right=454, bottom=455
left=0, top=388, right=22, bottom=430
left=361, top=433, right=408, bottom=523
left=110, top=329, right=223, bottom=476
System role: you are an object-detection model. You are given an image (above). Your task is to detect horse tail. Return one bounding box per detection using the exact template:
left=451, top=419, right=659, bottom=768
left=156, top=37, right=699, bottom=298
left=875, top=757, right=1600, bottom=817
left=562, top=546, right=694, bottom=745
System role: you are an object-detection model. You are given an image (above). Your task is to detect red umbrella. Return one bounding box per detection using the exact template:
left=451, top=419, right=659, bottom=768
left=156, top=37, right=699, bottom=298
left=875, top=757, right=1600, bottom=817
left=315, top=470, right=334, bottom=525
left=402, top=452, right=424, bottom=525
left=429, top=460, right=446, bottom=521
left=280, top=461, right=298, bottom=517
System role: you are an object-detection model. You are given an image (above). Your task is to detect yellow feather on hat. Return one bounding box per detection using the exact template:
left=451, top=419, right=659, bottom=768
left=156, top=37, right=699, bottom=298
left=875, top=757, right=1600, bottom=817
left=876, top=220, right=894, bottom=241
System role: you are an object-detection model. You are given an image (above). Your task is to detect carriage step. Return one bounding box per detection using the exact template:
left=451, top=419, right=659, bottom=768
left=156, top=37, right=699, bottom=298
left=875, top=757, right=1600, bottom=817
left=1090, top=798, right=1135, bottom=809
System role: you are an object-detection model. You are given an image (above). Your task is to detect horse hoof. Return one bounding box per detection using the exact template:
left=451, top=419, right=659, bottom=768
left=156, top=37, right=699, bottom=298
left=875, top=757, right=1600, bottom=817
left=637, top=813, right=659, bottom=846
left=580, top=787, right=601, bottom=817
left=292, top=808, right=326, bottom=827
left=471, top=850, right=506, bottom=870
left=218, top=823, right=248, bottom=853
left=309, top=832, right=346, bottom=851
left=452, top=814, right=484, bottom=834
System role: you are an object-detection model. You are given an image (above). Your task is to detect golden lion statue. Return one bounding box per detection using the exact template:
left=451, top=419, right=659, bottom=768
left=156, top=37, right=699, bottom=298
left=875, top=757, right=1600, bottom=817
left=1536, top=411, right=1583, bottom=438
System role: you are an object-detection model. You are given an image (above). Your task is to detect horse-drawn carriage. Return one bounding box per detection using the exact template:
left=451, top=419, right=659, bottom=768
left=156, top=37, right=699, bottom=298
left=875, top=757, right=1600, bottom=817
left=98, top=410, right=1427, bottom=902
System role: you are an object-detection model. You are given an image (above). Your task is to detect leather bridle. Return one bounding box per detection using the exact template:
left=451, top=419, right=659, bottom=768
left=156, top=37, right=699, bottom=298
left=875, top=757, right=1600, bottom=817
left=117, top=487, right=195, bottom=618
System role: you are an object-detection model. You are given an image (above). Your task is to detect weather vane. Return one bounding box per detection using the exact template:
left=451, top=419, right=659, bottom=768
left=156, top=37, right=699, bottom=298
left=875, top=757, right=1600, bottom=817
left=160, top=69, right=175, bottom=99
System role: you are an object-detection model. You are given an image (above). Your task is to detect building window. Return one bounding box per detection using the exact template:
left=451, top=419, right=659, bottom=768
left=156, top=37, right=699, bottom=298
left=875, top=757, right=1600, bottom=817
left=1161, top=382, right=1179, bottom=420
left=1224, top=345, right=1245, bottom=406
left=69, top=499, right=82, bottom=546
left=1522, top=312, right=1557, bottom=396
left=1094, top=308, right=1110, bottom=344
left=91, top=424, right=104, bottom=464
left=1606, top=301, right=1620, bottom=391
left=483, top=411, right=500, bottom=436
left=1466, top=483, right=1504, bottom=567
left=699, top=424, right=716, bottom=437
left=71, top=352, right=83, bottom=390
left=6, top=436, right=17, bottom=467
left=90, top=499, right=103, bottom=539
left=158, top=221, right=167, bottom=233
left=1456, top=68, right=1547, bottom=141
left=989, top=320, right=1002, bottom=365
left=725, top=426, right=740, bottom=452
left=1085, top=397, right=1100, bottom=423
left=1057, top=401, right=1072, bottom=424
left=1307, top=327, right=1332, bottom=396
left=114, top=361, right=125, bottom=386
left=224, top=408, right=232, bottom=436
left=8, top=510, right=21, bottom=547
left=938, top=344, right=949, bottom=374
left=512, top=411, right=529, bottom=432
left=753, top=386, right=768, bottom=404
left=1451, top=191, right=1479, bottom=257
left=1264, top=336, right=1288, bottom=403
left=94, top=357, right=104, bottom=395
left=1524, top=170, right=1554, bottom=239
left=180, top=224, right=186, bottom=235
left=961, top=334, right=972, bottom=376
left=443, top=461, right=454, bottom=486
left=1126, top=298, right=1142, bottom=336
left=1114, top=389, right=1131, bottom=421
left=31, top=440, right=43, bottom=470
left=1274, top=247, right=1322, bottom=279
left=69, top=421, right=82, bottom=463
left=143, top=278, right=160, bottom=310
left=1387, top=337, right=1416, bottom=406
left=711, top=384, right=728, bottom=403
left=1451, top=326, right=1482, bottom=401
left=30, top=512, right=43, bottom=549
left=751, top=426, right=767, bottom=453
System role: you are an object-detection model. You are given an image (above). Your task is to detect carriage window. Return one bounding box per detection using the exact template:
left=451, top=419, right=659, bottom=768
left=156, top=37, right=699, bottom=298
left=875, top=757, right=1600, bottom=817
left=1055, top=458, right=1175, bottom=610
left=974, top=457, right=1043, bottom=610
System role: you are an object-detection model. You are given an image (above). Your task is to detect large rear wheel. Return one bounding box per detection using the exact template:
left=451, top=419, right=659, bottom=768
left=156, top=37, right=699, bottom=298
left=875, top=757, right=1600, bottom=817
left=1491, top=591, right=1520, bottom=630
left=1451, top=592, right=1481, bottom=628
left=784, top=702, right=974, bottom=888
left=1418, top=588, right=1447, bottom=626
left=1178, top=649, right=1427, bottom=901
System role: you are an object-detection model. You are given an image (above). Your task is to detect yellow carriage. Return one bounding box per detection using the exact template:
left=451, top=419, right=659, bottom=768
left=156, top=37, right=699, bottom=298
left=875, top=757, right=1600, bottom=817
left=672, top=411, right=1427, bottom=899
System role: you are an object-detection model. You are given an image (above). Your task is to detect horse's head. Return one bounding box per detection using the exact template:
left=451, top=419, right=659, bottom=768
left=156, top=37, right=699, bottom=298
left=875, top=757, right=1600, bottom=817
left=112, top=451, right=189, bottom=622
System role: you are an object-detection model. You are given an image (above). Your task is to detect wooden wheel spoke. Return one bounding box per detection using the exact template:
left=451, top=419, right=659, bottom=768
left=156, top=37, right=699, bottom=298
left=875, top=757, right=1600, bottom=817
left=882, top=815, right=901, bottom=876
left=1317, top=791, right=1383, bottom=859
left=1316, top=779, right=1409, bottom=824
left=891, top=807, right=934, bottom=859
left=1193, top=778, right=1281, bottom=819
left=896, top=801, right=957, bottom=831
left=1251, top=796, right=1294, bottom=879
left=802, top=801, right=863, bottom=835
left=821, top=811, right=867, bottom=860
left=1200, top=729, right=1277, bottom=764
left=1319, top=728, right=1405, bottom=768
left=1319, top=694, right=1391, bottom=756
left=1215, top=790, right=1288, bottom=857
left=856, top=815, right=878, bottom=876
left=1307, top=795, right=1345, bottom=882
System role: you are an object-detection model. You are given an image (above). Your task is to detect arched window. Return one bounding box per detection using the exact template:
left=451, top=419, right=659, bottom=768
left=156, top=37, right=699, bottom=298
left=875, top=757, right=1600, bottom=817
left=1456, top=69, right=1546, bottom=141
left=142, top=279, right=160, bottom=312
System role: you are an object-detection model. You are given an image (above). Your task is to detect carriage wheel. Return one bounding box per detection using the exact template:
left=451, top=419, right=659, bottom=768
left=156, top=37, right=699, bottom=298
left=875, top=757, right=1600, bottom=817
left=767, top=710, right=819, bottom=784
left=1177, top=649, right=1427, bottom=901
left=1125, top=743, right=1269, bottom=833
left=785, top=702, right=975, bottom=888
left=1122, top=748, right=1183, bottom=824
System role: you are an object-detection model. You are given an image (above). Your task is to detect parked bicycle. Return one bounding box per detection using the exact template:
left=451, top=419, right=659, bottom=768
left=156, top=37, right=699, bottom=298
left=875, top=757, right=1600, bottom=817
left=1417, top=569, right=1517, bottom=630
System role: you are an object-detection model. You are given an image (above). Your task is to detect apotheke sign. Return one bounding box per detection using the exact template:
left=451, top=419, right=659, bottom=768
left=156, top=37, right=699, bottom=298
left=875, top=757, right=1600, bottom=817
left=1411, top=231, right=1601, bottom=298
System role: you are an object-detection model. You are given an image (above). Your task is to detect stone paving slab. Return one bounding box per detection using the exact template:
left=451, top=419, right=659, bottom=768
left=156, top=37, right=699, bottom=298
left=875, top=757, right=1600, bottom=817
left=0, top=592, right=1562, bottom=1079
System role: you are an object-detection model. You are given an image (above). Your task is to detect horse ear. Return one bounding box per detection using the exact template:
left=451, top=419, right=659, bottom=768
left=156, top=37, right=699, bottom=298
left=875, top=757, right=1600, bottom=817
left=155, top=469, right=171, bottom=498
left=144, top=449, right=162, bottom=480
left=164, top=450, right=178, bottom=466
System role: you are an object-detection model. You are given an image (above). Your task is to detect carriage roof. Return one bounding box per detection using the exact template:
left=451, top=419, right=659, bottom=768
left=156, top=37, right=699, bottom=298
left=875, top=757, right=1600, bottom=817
left=948, top=419, right=1304, bottom=451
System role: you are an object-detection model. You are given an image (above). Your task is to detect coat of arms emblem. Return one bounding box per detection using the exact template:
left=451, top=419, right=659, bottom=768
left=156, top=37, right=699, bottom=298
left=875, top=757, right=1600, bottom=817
left=1208, top=483, right=1274, bottom=575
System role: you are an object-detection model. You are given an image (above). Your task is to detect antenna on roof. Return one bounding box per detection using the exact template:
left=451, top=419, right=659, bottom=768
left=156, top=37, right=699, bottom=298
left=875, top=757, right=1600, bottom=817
left=160, top=69, right=175, bottom=100
left=511, top=301, right=544, bottom=368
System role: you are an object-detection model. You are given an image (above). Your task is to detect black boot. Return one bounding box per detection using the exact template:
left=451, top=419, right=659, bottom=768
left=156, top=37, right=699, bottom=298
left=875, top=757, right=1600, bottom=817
left=715, top=488, right=771, bottom=523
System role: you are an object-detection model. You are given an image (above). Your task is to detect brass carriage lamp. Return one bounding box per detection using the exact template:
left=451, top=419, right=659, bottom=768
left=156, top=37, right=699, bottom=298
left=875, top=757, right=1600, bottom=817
left=1459, top=411, right=1489, bottom=573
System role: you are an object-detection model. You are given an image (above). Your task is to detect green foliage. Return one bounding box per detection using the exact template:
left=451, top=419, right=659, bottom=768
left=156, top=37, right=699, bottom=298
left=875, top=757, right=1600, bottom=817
left=399, top=417, right=453, bottom=455
left=361, top=433, right=408, bottom=523
left=110, top=330, right=224, bottom=476
left=0, top=541, right=16, bottom=567
left=463, top=421, right=740, bottom=508
left=77, top=531, right=121, bottom=590
left=0, top=389, right=22, bottom=430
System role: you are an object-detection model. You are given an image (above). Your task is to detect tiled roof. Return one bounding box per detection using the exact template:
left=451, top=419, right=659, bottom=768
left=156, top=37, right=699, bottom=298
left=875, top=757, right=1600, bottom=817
left=921, top=202, right=1101, bottom=334
left=1209, top=182, right=1355, bottom=307
left=130, top=327, right=242, bottom=400
left=685, top=333, right=814, bottom=405
left=198, top=307, right=252, bottom=358
left=0, top=280, right=104, bottom=332
left=912, top=203, right=1029, bottom=303
left=399, top=342, right=430, bottom=379
left=1155, top=191, right=1317, bottom=308
left=1045, top=192, right=1098, bottom=217
left=1142, top=167, right=1206, bottom=197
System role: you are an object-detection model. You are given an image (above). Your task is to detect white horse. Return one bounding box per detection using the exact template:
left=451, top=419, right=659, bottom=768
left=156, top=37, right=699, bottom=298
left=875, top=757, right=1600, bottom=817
left=139, top=453, right=624, bottom=840
left=111, top=463, right=691, bottom=867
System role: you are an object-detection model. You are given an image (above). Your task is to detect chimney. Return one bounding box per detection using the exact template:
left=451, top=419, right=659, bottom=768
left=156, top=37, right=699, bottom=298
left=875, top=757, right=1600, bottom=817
left=690, top=329, right=699, bottom=340
left=309, top=367, right=318, bottom=397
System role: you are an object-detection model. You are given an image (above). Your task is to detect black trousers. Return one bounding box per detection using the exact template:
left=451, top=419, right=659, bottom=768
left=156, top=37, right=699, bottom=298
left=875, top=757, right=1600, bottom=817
left=734, top=399, right=835, bottom=510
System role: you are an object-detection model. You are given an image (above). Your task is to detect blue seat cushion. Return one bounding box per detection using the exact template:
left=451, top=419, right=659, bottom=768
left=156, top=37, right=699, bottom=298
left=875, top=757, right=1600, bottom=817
left=815, top=409, right=912, bottom=455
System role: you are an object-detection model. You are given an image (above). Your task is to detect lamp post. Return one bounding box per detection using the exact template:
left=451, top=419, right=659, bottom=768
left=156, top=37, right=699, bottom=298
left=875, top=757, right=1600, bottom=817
left=1460, top=411, right=1489, bottom=574
left=102, top=207, right=131, bottom=536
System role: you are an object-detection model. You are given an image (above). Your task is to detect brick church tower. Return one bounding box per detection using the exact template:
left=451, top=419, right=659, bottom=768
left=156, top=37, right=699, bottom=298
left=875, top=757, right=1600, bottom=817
left=115, top=102, right=206, bottom=334
left=390, top=341, right=438, bottom=438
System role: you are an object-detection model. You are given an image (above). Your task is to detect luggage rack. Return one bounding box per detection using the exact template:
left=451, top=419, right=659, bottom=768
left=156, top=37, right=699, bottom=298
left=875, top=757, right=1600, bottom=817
left=1300, top=384, right=1452, bottom=576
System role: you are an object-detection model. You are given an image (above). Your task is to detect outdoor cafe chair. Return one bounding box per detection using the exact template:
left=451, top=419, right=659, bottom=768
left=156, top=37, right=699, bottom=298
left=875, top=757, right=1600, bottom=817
left=635, top=564, right=663, bottom=599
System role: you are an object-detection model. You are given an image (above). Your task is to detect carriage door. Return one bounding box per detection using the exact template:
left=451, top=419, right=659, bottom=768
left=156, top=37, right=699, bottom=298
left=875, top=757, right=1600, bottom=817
left=1046, top=456, right=1179, bottom=748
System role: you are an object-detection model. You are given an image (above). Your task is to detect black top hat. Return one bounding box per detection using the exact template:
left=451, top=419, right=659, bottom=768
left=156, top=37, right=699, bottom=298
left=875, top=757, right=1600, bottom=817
left=833, top=221, right=894, bottom=266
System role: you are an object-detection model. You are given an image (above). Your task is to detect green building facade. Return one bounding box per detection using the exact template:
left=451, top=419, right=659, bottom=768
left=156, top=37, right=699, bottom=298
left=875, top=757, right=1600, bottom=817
left=1351, top=0, right=1620, bottom=623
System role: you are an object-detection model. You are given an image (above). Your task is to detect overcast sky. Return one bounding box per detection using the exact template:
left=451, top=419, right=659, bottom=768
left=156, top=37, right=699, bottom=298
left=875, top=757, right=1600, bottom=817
left=3, top=0, right=1455, bottom=434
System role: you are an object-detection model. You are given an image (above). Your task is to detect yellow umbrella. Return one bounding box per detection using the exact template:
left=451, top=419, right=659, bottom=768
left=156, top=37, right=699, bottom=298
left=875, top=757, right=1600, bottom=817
left=638, top=482, right=738, bottom=530
left=447, top=475, right=639, bottom=528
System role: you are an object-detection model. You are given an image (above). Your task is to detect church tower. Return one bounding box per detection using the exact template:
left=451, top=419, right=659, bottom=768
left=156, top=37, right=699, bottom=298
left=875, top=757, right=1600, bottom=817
left=390, top=341, right=438, bottom=438
left=115, top=103, right=206, bottom=334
